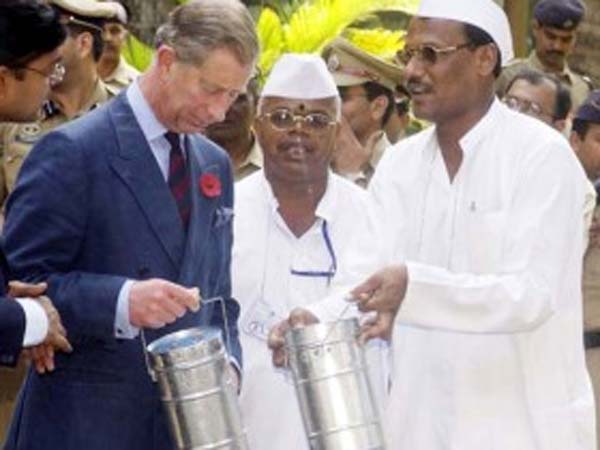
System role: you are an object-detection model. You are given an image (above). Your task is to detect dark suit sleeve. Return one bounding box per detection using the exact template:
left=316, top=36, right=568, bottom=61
left=3, top=131, right=126, bottom=341
left=0, top=297, right=25, bottom=366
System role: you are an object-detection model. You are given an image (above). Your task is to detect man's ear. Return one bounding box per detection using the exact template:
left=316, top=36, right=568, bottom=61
left=475, top=44, right=498, bottom=77
left=370, top=95, right=389, bottom=122
left=156, top=45, right=176, bottom=82
left=77, top=32, right=94, bottom=59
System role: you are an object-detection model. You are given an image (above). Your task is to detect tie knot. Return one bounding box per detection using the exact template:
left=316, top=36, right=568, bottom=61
left=165, top=131, right=180, bottom=150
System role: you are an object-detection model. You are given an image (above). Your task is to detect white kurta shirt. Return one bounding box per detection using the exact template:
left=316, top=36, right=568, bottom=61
left=369, top=99, right=595, bottom=449
left=232, top=171, right=386, bottom=450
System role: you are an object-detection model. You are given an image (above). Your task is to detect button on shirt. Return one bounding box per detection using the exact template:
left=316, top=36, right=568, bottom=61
left=232, top=171, right=388, bottom=450
left=367, top=99, right=594, bottom=450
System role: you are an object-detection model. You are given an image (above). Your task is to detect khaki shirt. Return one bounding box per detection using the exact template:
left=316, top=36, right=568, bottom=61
left=234, top=138, right=263, bottom=182
left=584, top=203, right=600, bottom=331
left=497, top=52, right=593, bottom=111
left=0, top=79, right=116, bottom=201
left=103, top=57, right=139, bottom=93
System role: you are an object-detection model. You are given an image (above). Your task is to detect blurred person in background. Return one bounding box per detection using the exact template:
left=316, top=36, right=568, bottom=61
left=322, top=37, right=403, bottom=187
left=497, top=0, right=592, bottom=111
left=205, top=76, right=262, bottom=180
left=503, top=68, right=572, bottom=132
left=570, top=90, right=600, bottom=449
left=97, top=0, right=139, bottom=92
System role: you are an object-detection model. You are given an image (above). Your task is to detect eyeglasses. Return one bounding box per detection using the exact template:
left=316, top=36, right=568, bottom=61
left=15, top=62, right=65, bottom=87
left=397, top=43, right=474, bottom=66
left=260, top=108, right=336, bottom=132
left=503, top=95, right=553, bottom=121
left=290, top=221, right=337, bottom=284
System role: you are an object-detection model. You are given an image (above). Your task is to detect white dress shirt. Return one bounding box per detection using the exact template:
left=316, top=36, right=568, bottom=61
left=232, top=171, right=387, bottom=450
left=369, top=99, right=594, bottom=449
left=17, top=298, right=48, bottom=346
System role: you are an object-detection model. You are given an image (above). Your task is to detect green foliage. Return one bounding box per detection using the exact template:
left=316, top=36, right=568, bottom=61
left=122, top=34, right=154, bottom=72
left=345, top=27, right=406, bottom=62
left=256, top=0, right=419, bottom=78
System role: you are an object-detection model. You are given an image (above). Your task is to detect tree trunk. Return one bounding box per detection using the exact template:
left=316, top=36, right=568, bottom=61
left=571, top=0, right=600, bottom=86
left=504, top=0, right=529, bottom=58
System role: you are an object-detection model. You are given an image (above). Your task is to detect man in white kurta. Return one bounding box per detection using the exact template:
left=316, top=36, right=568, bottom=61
left=232, top=54, right=386, bottom=450
left=349, top=1, right=596, bottom=449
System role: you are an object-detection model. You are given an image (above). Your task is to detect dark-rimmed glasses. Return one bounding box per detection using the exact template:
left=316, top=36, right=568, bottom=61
left=260, top=108, right=336, bottom=132
left=397, top=43, right=474, bottom=66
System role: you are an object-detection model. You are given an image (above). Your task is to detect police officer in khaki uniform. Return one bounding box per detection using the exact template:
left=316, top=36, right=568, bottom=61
left=570, top=90, right=600, bottom=449
left=322, top=37, right=404, bottom=187
left=205, top=76, right=263, bottom=181
left=497, top=0, right=593, bottom=112
left=1, top=0, right=122, bottom=198
left=97, top=1, right=139, bottom=92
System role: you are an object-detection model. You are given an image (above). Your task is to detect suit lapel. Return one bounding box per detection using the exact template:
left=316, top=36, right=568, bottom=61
left=107, top=94, right=185, bottom=269
left=178, top=135, right=220, bottom=285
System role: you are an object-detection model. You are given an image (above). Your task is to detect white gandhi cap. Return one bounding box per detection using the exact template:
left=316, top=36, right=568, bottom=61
left=261, top=53, right=339, bottom=100
left=417, top=0, right=514, bottom=65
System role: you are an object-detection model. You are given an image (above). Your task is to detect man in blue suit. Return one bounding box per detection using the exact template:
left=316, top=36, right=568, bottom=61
left=2, top=1, right=258, bottom=449
left=0, top=0, right=71, bottom=371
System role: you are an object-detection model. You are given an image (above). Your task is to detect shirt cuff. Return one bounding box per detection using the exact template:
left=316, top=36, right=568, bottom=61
left=115, top=279, right=140, bottom=339
left=16, top=298, right=49, bottom=347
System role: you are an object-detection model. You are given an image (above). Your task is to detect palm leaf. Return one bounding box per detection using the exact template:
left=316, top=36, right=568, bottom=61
left=345, top=27, right=406, bottom=62
left=257, top=0, right=419, bottom=76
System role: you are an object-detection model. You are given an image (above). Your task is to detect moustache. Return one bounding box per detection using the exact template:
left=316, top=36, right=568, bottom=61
left=405, top=79, right=432, bottom=96
left=279, top=137, right=313, bottom=153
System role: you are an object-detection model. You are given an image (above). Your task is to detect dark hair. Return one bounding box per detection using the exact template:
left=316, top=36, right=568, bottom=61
left=0, top=0, right=66, bottom=67
left=463, top=23, right=502, bottom=78
left=363, top=82, right=395, bottom=127
left=52, top=6, right=106, bottom=61
left=572, top=119, right=590, bottom=139
left=506, top=69, right=572, bottom=120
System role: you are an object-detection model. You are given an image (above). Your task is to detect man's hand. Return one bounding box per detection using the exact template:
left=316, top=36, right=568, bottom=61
left=350, top=264, right=408, bottom=342
left=8, top=280, right=47, bottom=298
left=9, top=281, right=73, bottom=374
left=267, top=308, right=319, bottom=368
left=129, top=279, right=201, bottom=329
left=27, top=295, right=73, bottom=373
left=332, top=117, right=374, bottom=175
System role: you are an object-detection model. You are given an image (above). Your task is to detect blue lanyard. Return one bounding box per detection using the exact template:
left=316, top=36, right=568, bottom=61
left=290, top=220, right=337, bottom=284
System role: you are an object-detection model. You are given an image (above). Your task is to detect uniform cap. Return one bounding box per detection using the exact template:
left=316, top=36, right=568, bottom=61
left=322, top=37, right=403, bottom=93
left=534, top=0, right=586, bottom=31
left=50, top=0, right=123, bottom=21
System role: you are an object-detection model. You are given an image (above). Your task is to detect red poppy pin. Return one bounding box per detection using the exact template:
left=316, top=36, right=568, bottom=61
left=199, top=173, right=221, bottom=198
